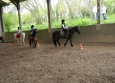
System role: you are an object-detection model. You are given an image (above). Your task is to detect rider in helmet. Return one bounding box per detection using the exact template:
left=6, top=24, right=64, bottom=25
left=61, top=19, right=69, bottom=37
left=30, top=25, right=35, bottom=37
left=17, top=27, right=22, bottom=38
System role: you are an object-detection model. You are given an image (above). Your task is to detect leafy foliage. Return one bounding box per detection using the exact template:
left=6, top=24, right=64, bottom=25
left=20, top=14, right=115, bottom=31
left=3, top=0, right=115, bottom=32
left=3, top=12, right=18, bottom=32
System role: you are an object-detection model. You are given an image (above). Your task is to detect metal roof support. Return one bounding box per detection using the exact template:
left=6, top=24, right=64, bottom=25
left=47, top=0, right=52, bottom=32
left=0, top=6, right=5, bottom=32
left=10, top=0, right=17, bottom=6
left=16, top=0, right=22, bottom=29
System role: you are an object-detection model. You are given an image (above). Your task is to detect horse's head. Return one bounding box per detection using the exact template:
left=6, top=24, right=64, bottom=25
left=74, top=26, right=80, bottom=34
left=31, top=29, right=38, bottom=38
left=33, top=29, right=38, bottom=35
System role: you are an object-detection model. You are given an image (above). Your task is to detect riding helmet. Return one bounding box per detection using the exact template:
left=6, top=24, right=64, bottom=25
left=31, top=25, right=34, bottom=27
left=62, top=19, right=65, bottom=23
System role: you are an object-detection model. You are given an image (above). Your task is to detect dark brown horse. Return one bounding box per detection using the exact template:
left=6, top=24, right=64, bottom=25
left=52, top=26, right=80, bottom=47
left=28, top=29, right=38, bottom=48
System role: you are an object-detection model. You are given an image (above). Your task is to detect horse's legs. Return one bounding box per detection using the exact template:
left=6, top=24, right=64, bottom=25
left=53, top=39, right=57, bottom=47
left=19, top=38, right=21, bottom=45
left=19, top=34, right=25, bottom=45
left=64, top=38, right=69, bottom=46
left=18, top=39, right=20, bottom=45
left=57, top=38, right=61, bottom=46
left=22, top=38, right=25, bottom=45
left=34, top=43, right=36, bottom=48
left=55, top=42, right=57, bottom=47
left=53, top=38, right=57, bottom=47
left=34, top=41, right=37, bottom=48
left=31, top=41, right=36, bottom=48
left=21, top=38, right=24, bottom=45
left=70, top=38, right=73, bottom=47
left=29, top=40, right=31, bottom=47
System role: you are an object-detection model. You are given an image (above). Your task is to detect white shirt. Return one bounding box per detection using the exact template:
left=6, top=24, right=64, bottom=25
left=17, top=29, right=22, bottom=34
left=62, top=24, right=68, bottom=29
left=101, top=6, right=106, bottom=14
left=93, top=6, right=97, bottom=13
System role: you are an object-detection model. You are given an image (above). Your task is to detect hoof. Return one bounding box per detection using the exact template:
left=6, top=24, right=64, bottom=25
left=71, top=45, right=73, bottom=47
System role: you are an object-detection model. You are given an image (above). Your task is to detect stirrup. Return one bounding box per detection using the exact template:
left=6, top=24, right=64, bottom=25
left=65, top=36, right=68, bottom=37
left=64, top=34, right=67, bottom=37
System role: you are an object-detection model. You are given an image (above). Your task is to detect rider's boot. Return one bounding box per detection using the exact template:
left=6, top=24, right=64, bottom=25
left=64, top=32, right=68, bottom=38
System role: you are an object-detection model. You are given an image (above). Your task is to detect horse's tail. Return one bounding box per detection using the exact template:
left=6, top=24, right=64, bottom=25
left=52, top=31, right=59, bottom=46
left=52, top=32, right=56, bottom=46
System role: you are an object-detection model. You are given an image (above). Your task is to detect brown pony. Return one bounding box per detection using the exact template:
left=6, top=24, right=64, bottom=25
left=28, top=29, right=38, bottom=48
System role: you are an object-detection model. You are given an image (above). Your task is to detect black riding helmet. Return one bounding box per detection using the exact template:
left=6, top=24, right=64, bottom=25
left=31, top=25, right=34, bottom=28
left=61, top=19, right=65, bottom=23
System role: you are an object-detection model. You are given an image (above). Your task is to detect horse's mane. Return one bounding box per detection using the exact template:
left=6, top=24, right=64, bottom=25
left=69, top=26, right=79, bottom=29
left=33, top=29, right=38, bottom=36
left=68, top=26, right=79, bottom=31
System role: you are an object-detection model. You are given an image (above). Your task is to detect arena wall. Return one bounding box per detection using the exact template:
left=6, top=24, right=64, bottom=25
left=1, top=23, right=115, bottom=44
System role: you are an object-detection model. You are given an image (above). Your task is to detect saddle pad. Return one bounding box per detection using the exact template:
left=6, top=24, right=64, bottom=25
left=60, top=29, right=64, bottom=36
left=16, top=34, right=19, bottom=38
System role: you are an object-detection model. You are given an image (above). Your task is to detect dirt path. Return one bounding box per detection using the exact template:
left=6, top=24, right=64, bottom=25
left=0, top=43, right=115, bottom=83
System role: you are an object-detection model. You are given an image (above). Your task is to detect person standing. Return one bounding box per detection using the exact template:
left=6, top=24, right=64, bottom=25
left=101, top=5, right=107, bottom=20
left=92, top=5, right=98, bottom=20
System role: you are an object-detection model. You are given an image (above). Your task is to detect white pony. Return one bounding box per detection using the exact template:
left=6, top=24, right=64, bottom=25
left=14, top=32, right=25, bottom=45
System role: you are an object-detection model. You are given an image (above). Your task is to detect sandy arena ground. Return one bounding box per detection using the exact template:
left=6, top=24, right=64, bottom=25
left=0, top=43, right=115, bottom=83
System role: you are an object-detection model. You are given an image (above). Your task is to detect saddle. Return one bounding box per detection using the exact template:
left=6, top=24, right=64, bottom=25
left=60, top=29, right=69, bottom=38
left=16, top=34, right=20, bottom=38
left=60, top=29, right=64, bottom=36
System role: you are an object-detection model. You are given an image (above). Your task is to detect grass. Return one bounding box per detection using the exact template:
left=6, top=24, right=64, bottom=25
left=10, top=14, right=115, bottom=32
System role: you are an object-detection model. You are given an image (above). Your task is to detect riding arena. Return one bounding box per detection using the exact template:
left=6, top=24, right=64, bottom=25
left=0, top=24, right=115, bottom=83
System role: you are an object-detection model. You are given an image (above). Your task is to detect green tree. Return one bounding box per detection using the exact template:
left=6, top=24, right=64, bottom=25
left=22, top=0, right=47, bottom=24
left=4, top=12, right=18, bottom=32
left=21, top=13, right=34, bottom=24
